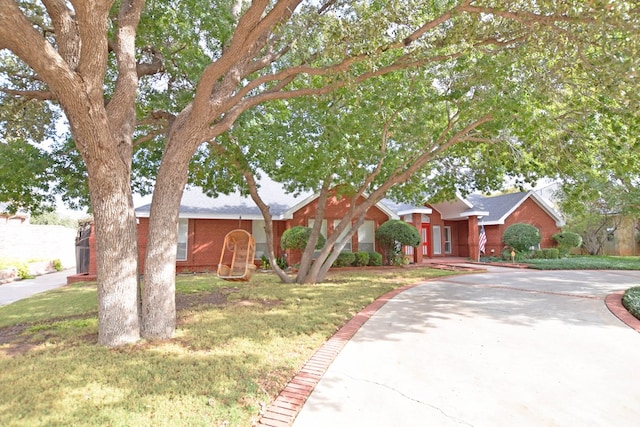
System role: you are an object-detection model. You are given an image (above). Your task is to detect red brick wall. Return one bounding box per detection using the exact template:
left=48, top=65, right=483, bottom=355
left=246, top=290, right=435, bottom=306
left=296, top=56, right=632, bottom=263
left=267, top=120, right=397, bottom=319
left=286, top=194, right=390, bottom=265
left=483, top=198, right=561, bottom=256
left=137, top=218, right=256, bottom=274
left=452, top=221, right=469, bottom=258
left=135, top=215, right=325, bottom=274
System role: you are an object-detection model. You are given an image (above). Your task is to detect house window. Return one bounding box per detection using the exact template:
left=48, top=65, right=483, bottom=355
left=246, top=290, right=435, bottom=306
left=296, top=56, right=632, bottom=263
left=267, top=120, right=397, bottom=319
left=432, top=225, right=442, bottom=255
left=358, top=220, right=375, bottom=252
left=444, top=226, right=452, bottom=254
left=308, top=219, right=327, bottom=237
left=333, top=220, right=353, bottom=252
left=177, top=218, right=188, bottom=261
left=252, top=220, right=267, bottom=259
left=403, top=214, right=413, bottom=222
left=308, top=219, right=327, bottom=257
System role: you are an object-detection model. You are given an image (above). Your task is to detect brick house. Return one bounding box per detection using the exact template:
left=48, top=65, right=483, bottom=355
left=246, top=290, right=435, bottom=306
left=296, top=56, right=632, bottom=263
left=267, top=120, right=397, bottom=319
left=67, top=185, right=564, bottom=281
left=134, top=184, right=395, bottom=273
left=388, top=191, right=564, bottom=262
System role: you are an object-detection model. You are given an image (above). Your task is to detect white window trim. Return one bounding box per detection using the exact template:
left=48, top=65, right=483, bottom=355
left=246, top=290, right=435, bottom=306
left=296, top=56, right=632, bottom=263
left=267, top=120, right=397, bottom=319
left=176, top=218, right=188, bottom=261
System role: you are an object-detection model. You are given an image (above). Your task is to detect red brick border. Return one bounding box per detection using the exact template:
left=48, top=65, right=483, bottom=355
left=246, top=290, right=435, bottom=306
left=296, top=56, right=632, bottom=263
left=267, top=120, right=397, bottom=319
left=257, top=283, right=421, bottom=427
left=605, top=291, right=640, bottom=333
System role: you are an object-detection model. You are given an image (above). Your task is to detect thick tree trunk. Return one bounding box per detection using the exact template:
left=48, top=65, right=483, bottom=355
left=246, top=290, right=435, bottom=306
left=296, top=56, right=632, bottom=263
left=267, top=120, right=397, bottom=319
left=86, top=148, right=141, bottom=347
left=141, top=137, right=193, bottom=339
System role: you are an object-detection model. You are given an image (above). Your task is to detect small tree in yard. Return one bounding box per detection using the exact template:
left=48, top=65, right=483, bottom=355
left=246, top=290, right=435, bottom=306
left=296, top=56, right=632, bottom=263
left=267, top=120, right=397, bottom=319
left=503, top=223, right=541, bottom=254
left=376, top=220, right=421, bottom=266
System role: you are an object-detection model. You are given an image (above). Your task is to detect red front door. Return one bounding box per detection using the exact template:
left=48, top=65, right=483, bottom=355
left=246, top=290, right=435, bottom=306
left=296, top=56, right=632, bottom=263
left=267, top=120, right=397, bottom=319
left=422, top=223, right=430, bottom=257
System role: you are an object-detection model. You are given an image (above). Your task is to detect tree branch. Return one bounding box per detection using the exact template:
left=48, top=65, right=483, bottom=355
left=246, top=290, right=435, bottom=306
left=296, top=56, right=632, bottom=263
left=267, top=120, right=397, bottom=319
left=106, top=0, right=146, bottom=134
left=0, top=88, right=57, bottom=101
left=42, top=0, right=80, bottom=70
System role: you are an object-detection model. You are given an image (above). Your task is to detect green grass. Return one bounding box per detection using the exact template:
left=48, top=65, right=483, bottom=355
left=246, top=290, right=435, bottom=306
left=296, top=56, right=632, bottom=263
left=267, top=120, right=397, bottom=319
left=0, top=267, right=455, bottom=427
left=522, top=256, right=640, bottom=270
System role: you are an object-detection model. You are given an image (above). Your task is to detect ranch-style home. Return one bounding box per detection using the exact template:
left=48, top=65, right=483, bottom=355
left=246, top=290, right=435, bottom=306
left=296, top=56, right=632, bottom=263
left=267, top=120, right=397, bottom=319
left=67, top=181, right=564, bottom=282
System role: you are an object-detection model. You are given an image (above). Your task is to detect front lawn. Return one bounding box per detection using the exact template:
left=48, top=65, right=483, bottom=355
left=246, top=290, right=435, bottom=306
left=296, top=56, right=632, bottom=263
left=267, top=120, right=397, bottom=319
left=0, top=267, right=455, bottom=427
left=522, top=256, right=640, bottom=270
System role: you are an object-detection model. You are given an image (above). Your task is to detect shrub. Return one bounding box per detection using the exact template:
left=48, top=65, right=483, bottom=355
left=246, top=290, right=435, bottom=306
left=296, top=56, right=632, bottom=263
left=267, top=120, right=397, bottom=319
left=281, top=226, right=326, bottom=251
left=353, top=252, right=370, bottom=267
left=501, top=248, right=525, bottom=261
left=532, top=249, right=545, bottom=259
left=552, top=231, right=583, bottom=249
left=552, top=231, right=582, bottom=257
left=542, top=248, right=559, bottom=259
left=503, top=223, right=541, bottom=252
left=16, top=262, right=33, bottom=279
left=376, top=220, right=421, bottom=265
left=260, top=255, right=270, bottom=270
left=276, top=256, right=288, bottom=270
left=367, top=251, right=383, bottom=266
left=622, top=287, right=640, bottom=320
left=52, top=259, right=63, bottom=272
left=333, top=252, right=356, bottom=267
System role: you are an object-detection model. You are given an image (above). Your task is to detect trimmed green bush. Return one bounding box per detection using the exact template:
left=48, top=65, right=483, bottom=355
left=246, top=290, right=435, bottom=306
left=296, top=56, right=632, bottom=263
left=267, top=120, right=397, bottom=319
left=353, top=252, right=370, bottom=267
left=503, top=223, right=541, bottom=252
left=552, top=232, right=582, bottom=250
left=622, top=286, right=640, bottom=320
left=333, top=252, right=356, bottom=267
left=281, top=226, right=326, bottom=251
left=542, top=248, right=559, bottom=259
left=52, top=259, right=63, bottom=272
left=376, top=220, right=421, bottom=265
left=367, top=251, right=383, bottom=266
left=552, top=231, right=582, bottom=257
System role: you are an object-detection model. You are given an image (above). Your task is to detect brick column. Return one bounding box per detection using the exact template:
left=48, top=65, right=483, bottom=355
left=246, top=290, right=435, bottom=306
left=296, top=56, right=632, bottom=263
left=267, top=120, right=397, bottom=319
left=467, top=216, right=479, bottom=261
left=413, top=213, right=423, bottom=263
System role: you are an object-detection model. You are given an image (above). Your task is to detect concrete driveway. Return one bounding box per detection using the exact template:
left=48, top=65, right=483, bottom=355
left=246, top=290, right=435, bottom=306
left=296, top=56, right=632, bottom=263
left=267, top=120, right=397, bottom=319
left=0, top=269, right=72, bottom=307
left=291, top=268, right=640, bottom=427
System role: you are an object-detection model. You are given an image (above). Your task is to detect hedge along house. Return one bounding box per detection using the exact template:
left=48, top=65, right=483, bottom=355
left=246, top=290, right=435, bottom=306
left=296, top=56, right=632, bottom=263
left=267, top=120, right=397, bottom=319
left=384, top=190, right=565, bottom=263
left=134, top=180, right=396, bottom=273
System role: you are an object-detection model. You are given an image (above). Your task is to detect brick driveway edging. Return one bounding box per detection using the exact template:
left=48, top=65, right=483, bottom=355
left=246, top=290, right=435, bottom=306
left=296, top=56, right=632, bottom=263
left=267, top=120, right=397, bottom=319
left=605, top=291, right=640, bottom=333
left=257, top=282, right=421, bottom=427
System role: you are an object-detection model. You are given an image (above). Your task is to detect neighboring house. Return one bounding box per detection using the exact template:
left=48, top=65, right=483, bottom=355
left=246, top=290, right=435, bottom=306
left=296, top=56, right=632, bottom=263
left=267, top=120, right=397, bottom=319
left=69, top=185, right=565, bottom=280
left=601, top=215, right=639, bottom=256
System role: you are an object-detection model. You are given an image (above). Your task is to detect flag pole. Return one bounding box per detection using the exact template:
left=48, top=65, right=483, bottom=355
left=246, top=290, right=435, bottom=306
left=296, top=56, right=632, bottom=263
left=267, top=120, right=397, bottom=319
left=478, top=219, right=486, bottom=262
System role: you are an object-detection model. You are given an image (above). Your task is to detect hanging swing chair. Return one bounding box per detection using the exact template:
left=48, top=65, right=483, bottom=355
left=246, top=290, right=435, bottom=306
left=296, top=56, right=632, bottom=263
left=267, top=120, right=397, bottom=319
left=217, top=229, right=257, bottom=282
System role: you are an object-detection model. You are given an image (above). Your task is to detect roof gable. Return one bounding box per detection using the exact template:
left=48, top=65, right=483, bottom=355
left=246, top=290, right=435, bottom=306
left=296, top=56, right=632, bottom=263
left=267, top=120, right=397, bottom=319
left=467, top=191, right=564, bottom=226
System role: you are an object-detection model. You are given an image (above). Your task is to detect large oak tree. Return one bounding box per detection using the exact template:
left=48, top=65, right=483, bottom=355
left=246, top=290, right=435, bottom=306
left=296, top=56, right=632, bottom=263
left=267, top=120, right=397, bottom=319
left=0, top=1, right=637, bottom=345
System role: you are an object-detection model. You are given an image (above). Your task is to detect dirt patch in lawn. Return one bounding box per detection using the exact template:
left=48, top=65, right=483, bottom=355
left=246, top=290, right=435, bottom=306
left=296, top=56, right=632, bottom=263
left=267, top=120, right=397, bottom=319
left=0, top=290, right=257, bottom=356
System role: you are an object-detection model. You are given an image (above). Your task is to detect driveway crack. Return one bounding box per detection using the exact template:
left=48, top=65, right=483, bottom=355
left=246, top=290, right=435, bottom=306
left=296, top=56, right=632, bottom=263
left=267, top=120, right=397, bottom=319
left=340, top=372, right=475, bottom=426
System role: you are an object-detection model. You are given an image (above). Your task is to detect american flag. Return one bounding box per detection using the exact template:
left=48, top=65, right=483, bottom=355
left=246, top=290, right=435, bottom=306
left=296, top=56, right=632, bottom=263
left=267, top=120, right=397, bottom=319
left=479, top=225, right=487, bottom=255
